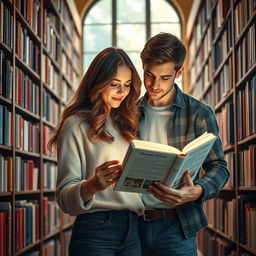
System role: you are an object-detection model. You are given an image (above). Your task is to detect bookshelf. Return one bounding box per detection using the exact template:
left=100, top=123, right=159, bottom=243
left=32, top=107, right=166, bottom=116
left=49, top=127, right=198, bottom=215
left=187, top=0, right=256, bottom=255
left=0, top=0, right=82, bottom=255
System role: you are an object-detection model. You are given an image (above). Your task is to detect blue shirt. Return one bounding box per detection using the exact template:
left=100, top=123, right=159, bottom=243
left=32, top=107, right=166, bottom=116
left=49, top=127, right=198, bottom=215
left=139, top=84, right=230, bottom=238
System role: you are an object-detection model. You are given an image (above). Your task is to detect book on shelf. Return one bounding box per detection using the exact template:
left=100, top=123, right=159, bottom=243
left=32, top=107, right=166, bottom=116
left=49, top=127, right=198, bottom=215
left=14, top=157, right=39, bottom=191
left=15, top=200, right=40, bottom=250
left=0, top=49, right=13, bottom=100
left=0, top=155, right=13, bottom=192
left=15, top=67, right=39, bottom=115
left=114, top=132, right=216, bottom=193
left=0, top=105, right=12, bottom=147
left=238, top=197, right=256, bottom=248
left=0, top=202, right=11, bottom=256
left=0, top=104, right=3, bottom=144
left=0, top=1, right=13, bottom=49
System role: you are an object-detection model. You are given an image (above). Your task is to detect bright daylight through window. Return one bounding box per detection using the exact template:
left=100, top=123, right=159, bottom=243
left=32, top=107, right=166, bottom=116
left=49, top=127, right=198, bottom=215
left=83, top=0, right=183, bottom=91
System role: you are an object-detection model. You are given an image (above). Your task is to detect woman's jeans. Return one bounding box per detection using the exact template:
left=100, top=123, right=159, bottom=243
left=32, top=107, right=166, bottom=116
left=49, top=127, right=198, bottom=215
left=69, top=210, right=142, bottom=256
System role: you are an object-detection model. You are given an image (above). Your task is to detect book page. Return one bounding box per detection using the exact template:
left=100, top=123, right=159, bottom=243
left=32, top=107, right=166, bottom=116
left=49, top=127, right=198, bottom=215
left=171, top=138, right=216, bottom=188
left=182, top=132, right=216, bottom=154
left=114, top=149, right=178, bottom=193
left=132, top=140, right=181, bottom=155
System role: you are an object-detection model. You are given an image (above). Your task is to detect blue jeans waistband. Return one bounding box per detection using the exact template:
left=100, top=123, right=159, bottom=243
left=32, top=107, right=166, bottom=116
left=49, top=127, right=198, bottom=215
left=76, top=210, right=138, bottom=221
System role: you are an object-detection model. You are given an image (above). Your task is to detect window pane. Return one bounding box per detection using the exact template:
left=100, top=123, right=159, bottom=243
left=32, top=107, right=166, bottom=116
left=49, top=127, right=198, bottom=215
left=151, top=0, right=179, bottom=23
left=127, top=52, right=143, bottom=78
left=117, top=24, right=146, bottom=51
left=83, top=53, right=97, bottom=72
left=84, top=0, right=111, bottom=24
left=83, top=25, right=112, bottom=52
left=83, top=0, right=183, bottom=90
left=117, top=0, right=145, bottom=23
left=127, top=52, right=146, bottom=96
left=151, top=23, right=181, bottom=39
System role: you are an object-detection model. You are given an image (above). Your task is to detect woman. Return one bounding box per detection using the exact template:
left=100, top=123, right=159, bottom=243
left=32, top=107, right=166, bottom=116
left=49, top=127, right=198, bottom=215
left=48, top=47, right=144, bottom=256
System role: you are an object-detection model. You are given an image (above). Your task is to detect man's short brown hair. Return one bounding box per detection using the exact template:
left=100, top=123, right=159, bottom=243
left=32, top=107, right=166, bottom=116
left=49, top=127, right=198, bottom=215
left=140, top=33, right=186, bottom=71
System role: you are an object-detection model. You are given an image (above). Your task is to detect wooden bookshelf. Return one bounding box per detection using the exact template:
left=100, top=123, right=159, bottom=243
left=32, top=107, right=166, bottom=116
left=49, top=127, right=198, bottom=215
left=0, top=0, right=81, bottom=255
left=187, top=0, right=256, bottom=255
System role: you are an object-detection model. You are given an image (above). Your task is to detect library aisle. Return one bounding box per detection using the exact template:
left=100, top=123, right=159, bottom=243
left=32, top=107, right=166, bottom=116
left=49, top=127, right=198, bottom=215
left=0, top=0, right=256, bottom=255
left=187, top=0, right=256, bottom=255
left=0, top=0, right=81, bottom=255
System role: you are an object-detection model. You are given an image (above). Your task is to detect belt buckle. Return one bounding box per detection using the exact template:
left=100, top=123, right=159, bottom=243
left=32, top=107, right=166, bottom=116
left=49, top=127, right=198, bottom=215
left=143, top=209, right=155, bottom=221
left=143, top=213, right=149, bottom=221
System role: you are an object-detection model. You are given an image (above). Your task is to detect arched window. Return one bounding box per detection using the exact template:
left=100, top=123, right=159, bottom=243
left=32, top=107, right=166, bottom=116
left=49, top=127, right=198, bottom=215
left=83, top=0, right=183, bottom=89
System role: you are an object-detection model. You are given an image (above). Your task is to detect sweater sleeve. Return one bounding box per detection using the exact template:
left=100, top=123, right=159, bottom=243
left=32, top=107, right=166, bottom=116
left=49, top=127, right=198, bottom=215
left=56, top=116, right=94, bottom=216
left=193, top=106, right=230, bottom=203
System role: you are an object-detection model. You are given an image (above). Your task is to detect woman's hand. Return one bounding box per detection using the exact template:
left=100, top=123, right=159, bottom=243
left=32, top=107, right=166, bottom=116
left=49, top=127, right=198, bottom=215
left=91, top=160, right=122, bottom=190
left=80, top=160, right=122, bottom=202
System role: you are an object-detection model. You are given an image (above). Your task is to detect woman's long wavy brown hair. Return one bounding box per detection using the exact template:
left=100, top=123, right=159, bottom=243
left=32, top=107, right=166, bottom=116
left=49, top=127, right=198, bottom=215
left=48, top=47, right=141, bottom=152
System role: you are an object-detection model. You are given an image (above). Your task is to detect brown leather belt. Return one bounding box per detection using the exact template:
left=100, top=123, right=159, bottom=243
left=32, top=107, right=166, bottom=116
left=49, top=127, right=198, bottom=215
left=143, top=209, right=177, bottom=221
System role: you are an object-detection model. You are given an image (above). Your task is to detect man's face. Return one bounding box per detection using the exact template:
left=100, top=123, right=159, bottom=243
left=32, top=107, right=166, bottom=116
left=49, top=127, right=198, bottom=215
left=143, top=61, right=183, bottom=106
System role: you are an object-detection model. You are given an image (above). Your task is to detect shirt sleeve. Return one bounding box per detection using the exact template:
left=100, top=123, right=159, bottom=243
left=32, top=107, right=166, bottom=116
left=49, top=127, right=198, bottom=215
left=193, top=106, right=230, bottom=203
left=55, top=116, right=94, bottom=216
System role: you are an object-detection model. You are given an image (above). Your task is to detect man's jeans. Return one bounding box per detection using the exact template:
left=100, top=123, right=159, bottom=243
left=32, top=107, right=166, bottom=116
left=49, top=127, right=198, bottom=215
left=139, top=215, right=198, bottom=256
left=69, top=210, right=142, bottom=256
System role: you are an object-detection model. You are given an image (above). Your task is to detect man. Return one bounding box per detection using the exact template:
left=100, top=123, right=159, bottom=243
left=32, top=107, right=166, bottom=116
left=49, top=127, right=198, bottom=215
left=138, top=33, right=229, bottom=255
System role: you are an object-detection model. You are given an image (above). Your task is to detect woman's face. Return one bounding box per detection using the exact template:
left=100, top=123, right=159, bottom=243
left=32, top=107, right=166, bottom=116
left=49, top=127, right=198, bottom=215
left=102, top=65, right=132, bottom=109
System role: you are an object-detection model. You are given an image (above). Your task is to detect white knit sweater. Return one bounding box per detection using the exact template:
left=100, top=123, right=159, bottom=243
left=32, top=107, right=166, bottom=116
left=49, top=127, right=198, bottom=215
left=56, top=115, right=144, bottom=216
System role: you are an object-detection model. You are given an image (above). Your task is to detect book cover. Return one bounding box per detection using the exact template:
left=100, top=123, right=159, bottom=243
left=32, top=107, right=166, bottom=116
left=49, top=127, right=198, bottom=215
left=114, top=132, right=216, bottom=193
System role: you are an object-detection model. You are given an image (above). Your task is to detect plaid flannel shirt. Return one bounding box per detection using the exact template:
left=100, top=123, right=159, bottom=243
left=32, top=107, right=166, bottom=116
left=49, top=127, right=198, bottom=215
left=138, top=84, right=230, bottom=238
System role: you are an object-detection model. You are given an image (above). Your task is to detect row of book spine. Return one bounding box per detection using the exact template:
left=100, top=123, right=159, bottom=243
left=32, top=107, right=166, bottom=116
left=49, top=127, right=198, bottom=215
left=236, top=23, right=256, bottom=81
left=14, top=157, right=39, bottom=192
left=0, top=1, right=13, bottom=49
left=0, top=0, right=81, bottom=255
left=15, top=200, right=40, bottom=251
left=197, top=229, right=237, bottom=256
left=204, top=197, right=256, bottom=250
left=0, top=199, right=69, bottom=255
left=236, top=74, right=256, bottom=140
left=0, top=154, right=58, bottom=192
left=0, top=201, right=73, bottom=256
left=0, top=102, right=61, bottom=154
left=0, top=202, right=11, bottom=256
left=43, top=197, right=60, bottom=236
left=43, top=89, right=59, bottom=125
left=43, top=7, right=60, bottom=63
left=15, top=67, right=39, bottom=115
left=189, top=3, right=256, bottom=98
left=203, top=73, right=255, bottom=144
left=15, top=113, right=39, bottom=153
left=213, top=17, right=232, bottom=70
left=16, top=0, right=41, bottom=37
left=16, top=20, right=40, bottom=73
left=188, top=1, right=256, bottom=255
left=237, top=145, right=256, bottom=187
left=234, top=0, right=256, bottom=39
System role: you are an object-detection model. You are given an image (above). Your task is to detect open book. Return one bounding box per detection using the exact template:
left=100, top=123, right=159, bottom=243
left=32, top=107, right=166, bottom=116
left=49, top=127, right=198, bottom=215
left=114, top=132, right=217, bottom=193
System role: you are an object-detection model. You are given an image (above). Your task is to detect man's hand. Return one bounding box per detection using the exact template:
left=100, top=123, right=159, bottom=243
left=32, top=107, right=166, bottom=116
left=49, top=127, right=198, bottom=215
left=149, top=170, right=203, bottom=207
